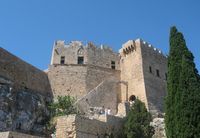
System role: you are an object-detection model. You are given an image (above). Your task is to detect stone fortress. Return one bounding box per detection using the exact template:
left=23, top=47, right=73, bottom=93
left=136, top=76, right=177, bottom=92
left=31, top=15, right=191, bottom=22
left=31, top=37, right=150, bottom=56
left=0, top=38, right=167, bottom=138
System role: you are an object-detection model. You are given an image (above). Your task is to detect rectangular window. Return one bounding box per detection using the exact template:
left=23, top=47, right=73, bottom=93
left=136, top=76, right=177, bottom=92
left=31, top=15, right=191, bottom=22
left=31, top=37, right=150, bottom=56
left=156, top=69, right=160, bottom=77
left=111, top=61, right=115, bottom=69
left=165, top=73, right=167, bottom=80
left=149, top=66, right=152, bottom=73
left=78, top=57, right=84, bottom=64
left=60, top=56, right=65, bottom=64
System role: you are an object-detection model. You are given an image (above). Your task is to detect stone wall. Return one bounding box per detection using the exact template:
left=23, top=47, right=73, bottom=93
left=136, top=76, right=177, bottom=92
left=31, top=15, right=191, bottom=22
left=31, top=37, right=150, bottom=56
left=56, top=115, right=124, bottom=138
left=50, top=40, right=120, bottom=70
left=140, top=40, right=167, bottom=113
left=76, top=77, right=120, bottom=115
left=0, top=48, right=52, bottom=136
left=48, top=64, right=87, bottom=98
left=85, top=65, right=120, bottom=93
left=48, top=64, right=120, bottom=99
left=0, top=131, right=44, bottom=138
left=0, top=48, right=52, bottom=96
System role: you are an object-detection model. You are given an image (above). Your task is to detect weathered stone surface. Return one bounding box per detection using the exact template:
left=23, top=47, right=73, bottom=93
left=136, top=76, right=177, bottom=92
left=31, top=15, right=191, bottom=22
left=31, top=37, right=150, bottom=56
left=0, top=131, right=44, bottom=138
left=0, top=48, right=52, bottom=96
left=48, top=65, right=120, bottom=100
left=76, top=77, right=119, bottom=115
left=56, top=115, right=124, bottom=138
left=120, top=39, right=167, bottom=113
left=51, top=41, right=120, bottom=70
left=0, top=82, right=50, bottom=135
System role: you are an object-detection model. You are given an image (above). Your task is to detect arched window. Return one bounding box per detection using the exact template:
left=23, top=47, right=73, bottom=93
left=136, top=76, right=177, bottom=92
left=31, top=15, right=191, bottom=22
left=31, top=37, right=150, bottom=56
left=77, top=48, right=84, bottom=64
left=77, top=48, right=84, bottom=55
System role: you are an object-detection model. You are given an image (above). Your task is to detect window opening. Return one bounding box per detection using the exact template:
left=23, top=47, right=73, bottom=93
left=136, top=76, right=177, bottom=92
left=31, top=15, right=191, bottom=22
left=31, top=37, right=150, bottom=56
left=78, top=57, right=84, bottom=64
left=149, top=66, right=152, bottom=73
left=60, top=56, right=65, bottom=64
left=156, top=69, right=160, bottom=77
left=111, top=61, right=115, bottom=69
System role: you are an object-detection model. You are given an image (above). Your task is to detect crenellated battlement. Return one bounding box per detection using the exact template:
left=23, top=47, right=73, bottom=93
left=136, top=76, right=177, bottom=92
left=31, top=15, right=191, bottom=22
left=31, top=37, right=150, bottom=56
left=51, top=40, right=120, bottom=69
left=53, top=40, right=116, bottom=53
left=119, top=39, right=167, bottom=59
left=140, top=40, right=167, bottom=58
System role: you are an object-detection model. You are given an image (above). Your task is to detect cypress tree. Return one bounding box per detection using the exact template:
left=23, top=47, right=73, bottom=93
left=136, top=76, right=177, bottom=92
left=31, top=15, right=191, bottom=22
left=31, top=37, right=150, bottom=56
left=165, top=26, right=200, bottom=137
left=176, top=45, right=200, bottom=137
left=165, top=26, right=187, bottom=138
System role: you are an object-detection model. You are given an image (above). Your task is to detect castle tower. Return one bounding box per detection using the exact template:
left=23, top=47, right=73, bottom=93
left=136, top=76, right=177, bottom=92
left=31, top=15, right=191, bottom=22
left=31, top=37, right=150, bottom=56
left=120, top=39, right=167, bottom=113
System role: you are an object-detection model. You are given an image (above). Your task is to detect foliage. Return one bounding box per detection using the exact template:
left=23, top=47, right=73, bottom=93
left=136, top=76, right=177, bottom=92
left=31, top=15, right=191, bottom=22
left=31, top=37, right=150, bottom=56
left=165, top=26, right=200, bottom=138
left=46, top=95, right=78, bottom=135
left=48, top=95, right=77, bottom=117
left=124, top=99, right=154, bottom=138
left=165, top=26, right=187, bottom=138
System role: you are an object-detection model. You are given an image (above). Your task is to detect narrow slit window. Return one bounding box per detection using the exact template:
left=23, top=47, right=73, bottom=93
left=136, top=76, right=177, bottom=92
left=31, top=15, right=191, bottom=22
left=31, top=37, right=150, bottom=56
left=165, top=73, right=167, bottom=80
left=149, top=66, right=152, bottom=73
left=78, top=57, right=84, bottom=64
left=111, top=61, right=115, bottom=69
left=60, top=56, right=65, bottom=64
left=156, top=69, right=160, bottom=77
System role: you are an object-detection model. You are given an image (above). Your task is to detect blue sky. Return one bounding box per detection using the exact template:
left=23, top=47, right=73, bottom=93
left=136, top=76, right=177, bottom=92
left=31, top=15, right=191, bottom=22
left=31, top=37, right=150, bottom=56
left=0, top=0, right=199, bottom=71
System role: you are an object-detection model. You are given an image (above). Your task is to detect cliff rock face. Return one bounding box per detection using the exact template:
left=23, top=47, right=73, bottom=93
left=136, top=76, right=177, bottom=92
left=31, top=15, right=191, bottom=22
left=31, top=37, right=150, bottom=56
left=0, top=82, right=50, bottom=135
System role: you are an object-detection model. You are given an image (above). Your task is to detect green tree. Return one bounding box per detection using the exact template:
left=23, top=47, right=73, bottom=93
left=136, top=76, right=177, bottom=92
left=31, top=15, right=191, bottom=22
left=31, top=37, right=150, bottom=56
left=124, top=99, right=154, bottom=138
left=165, top=26, right=200, bottom=137
left=176, top=46, right=200, bottom=137
left=46, top=95, right=78, bottom=135
left=165, top=26, right=187, bottom=138
left=49, top=95, right=77, bottom=117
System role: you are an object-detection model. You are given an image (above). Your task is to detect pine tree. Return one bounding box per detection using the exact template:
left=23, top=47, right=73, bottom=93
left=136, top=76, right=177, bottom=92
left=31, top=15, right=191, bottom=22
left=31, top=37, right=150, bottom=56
left=124, top=99, right=154, bottom=138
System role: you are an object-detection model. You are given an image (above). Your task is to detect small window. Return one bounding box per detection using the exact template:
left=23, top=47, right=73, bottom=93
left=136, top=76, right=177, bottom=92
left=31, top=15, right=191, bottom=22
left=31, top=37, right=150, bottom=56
left=156, top=69, right=160, bottom=77
left=111, top=61, right=115, bottom=69
left=149, top=66, right=152, bottom=73
left=78, top=57, right=84, bottom=64
left=165, top=73, right=167, bottom=80
left=60, top=56, right=65, bottom=64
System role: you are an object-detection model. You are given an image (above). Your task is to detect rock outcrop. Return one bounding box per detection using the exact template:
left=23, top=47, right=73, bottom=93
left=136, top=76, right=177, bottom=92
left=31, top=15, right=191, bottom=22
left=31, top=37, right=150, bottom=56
left=0, top=81, right=51, bottom=135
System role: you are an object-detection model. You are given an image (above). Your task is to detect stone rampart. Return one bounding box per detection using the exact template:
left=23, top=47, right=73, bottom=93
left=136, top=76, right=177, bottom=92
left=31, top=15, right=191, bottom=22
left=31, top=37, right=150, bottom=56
left=0, top=47, right=52, bottom=96
left=56, top=114, right=124, bottom=138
